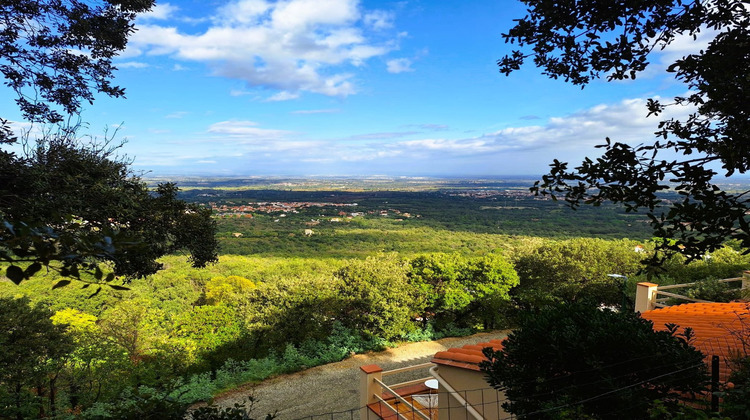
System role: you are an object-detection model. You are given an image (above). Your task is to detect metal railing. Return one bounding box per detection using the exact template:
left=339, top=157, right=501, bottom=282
left=635, top=271, right=750, bottom=312
left=654, top=277, right=745, bottom=308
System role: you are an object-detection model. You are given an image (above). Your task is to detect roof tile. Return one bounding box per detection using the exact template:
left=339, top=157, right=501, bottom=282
left=431, top=303, right=750, bottom=378
left=431, top=340, right=504, bottom=371
left=641, top=302, right=750, bottom=382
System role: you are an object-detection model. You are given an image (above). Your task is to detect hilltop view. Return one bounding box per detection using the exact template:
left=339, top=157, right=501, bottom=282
left=1, top=0, right=750, bottom=419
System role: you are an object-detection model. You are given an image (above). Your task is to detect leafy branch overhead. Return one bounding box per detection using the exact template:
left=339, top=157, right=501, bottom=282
left=500, top=0, right=750, bottom=262
left=0, top=0, right=154, bottom=124
left=1, top=133, right=218, bottom=284
left=0, top=0, right=219, bottom=285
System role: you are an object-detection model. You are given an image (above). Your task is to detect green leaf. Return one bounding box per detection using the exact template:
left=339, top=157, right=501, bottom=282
left=6, top=265, right=24, bottom=285
left=104, top=273, right=115, bottom=283
left=52, top=280, right=72, bottom=289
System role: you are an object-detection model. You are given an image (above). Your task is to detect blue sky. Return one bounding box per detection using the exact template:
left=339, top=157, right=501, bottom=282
left=4, top=0, right=715, bottom=177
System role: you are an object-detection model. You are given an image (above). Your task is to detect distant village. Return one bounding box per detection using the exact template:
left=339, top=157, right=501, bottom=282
left=210, top=201, right=420, bottom=221
left=448, top=189, right=550, bottom=200
left=210, top=201, right=358, bottom=217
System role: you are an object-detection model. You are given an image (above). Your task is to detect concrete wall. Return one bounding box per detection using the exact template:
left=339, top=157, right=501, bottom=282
left=435, top=365, right=508, bottom=419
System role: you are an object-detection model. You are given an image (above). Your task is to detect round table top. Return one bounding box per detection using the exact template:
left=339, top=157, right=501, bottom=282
left=425, top=379, right=439, bottom=390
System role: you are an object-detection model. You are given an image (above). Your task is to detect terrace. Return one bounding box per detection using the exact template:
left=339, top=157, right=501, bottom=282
left=358, top=272, right=750, bottom=419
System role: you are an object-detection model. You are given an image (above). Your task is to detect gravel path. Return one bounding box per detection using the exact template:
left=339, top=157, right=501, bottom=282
left=212, top=331, right=509, bottom=419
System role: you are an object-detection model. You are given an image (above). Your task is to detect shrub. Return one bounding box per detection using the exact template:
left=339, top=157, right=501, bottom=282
left=481, top=303, right=709, bottom=419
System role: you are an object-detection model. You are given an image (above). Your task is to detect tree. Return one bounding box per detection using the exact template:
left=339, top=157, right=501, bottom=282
left=204, top=276, right=257, bottom=306
left=0, top=297, right=73, bottom=420
left=408, top=253, right=519, bottom=328
left=334, top=254, right=419, bottom=340
left=1, top=132, right=218, bottom=283
left=408, top=253, right=471, bottom=325
left=50, top=308, right=131, bottom=413
left=0, top=0, right=154, bottom=126
left=513, top=238, right=644, bottom=308
left=0, top=0, right=219, bottom=284
left=499, top=1, right=750, bottom=264
left=461, top=254, right=519, bottom=329
left=480, top=303, right=709, bottom=419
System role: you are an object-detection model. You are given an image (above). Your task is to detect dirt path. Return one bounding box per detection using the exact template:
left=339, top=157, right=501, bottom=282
left=212, top=331, right=508, bottom=419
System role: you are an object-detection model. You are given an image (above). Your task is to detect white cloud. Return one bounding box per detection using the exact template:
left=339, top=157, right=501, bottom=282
left=138, top=3, right=180, bottom=21
left=386, top=58, right=413, bottom=73
left=172, top=64, right=187, bottom=71
left=364, top=10, right=394, bottom=30
left=207, top=120, right=293, bottom=140
left=128, top=0, right=400, bottom=98
left=392, top=97, right=694, bottom=157
left=215, top=0, right=271, bottom=25
left=117, top=61, right=150, bottom=69
left=266, top=91, right=300, bottom=101
left=129, top=96, right=700, bottom=175
left=165, top=111, right=189, bottom=119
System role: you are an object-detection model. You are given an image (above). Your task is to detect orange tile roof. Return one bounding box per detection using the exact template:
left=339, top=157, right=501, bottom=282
left=641, top=302, right=750, bottom=382
left=431, top=339, right=505, bottom=371
left=432, top=302, right=750, bottom=380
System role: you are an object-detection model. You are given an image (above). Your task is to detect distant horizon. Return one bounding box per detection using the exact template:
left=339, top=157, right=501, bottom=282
left=143, top=173, right=750, bottom=184
left=144, top=173, right=544, bottom=179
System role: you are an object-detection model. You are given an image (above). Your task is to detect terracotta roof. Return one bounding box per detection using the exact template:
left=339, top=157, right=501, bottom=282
left=431, top=339, right=505, bottom=371
left=641, top=302, right=750, bottom=382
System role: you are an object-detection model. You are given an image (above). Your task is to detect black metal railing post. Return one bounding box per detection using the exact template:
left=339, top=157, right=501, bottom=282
left=711, top=355, right=720, bottom=413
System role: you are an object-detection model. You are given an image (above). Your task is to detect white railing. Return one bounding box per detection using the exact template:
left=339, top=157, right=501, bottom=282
left=373, top=377, right=431, bottom=420
left=359, top=362, right=435, bottom=420
left=635, top=271, right=750, bottom=312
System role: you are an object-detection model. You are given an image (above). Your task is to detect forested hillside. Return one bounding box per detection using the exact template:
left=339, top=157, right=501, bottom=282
left=2, top=180, right=749, bottom=418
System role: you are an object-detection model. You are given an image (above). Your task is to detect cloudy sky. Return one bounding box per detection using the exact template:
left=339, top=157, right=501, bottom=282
left=3, top=0, right=711, bottom=177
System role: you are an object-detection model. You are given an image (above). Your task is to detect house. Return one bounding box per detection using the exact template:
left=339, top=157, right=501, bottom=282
left=431, top=340, right=508, bottom=419
left=641, top=302, right=749, bottom=383
left=359, top=340, right=509, bottom=419
left=359, top=273, right=750, bottom=419
left=635, top=276, right=750, bottom=383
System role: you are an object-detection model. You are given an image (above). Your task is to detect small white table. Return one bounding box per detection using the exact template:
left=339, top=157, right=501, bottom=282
left=425, top=379, right=438, bottom=390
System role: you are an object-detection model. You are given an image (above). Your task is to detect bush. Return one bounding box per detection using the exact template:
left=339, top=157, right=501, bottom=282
left=481, top=303, right=709, bottom=419
left=721, top=357, right=750, bottom=419
left=78, top=385, right=188, bottom=420
left=189, top=397, right=276, bottom=420
left=686, top=278, right=744, bottom=303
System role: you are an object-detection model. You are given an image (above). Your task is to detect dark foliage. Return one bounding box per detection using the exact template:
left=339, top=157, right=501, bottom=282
left=480, top=304, right=709, bottom=419
left=189, top=397, right=276, bottom=420
left=499, top=0, right=750, bottom=264
left=0, top=297, right=73, bottom=420
left=0, top=0, right=219, bottom=283
left=721, top=356, right=750, bottom=419
left=0, top=0, right=154, bottom=125
left=0, top=134, right=218, bottom=283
